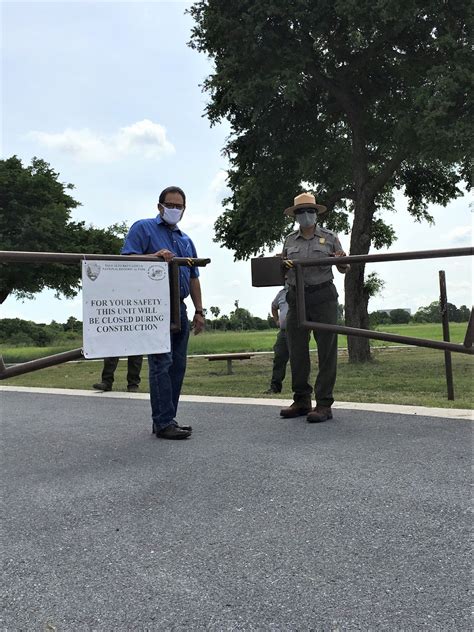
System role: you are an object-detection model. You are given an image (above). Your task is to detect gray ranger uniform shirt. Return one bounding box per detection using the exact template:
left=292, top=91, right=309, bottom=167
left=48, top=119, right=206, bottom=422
left=271, top=288, right=289, bottom=329
left=282, top=224, right=344, bottom=287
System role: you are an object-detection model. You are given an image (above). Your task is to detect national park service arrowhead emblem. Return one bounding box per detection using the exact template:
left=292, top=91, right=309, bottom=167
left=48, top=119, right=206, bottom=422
left=86, top=262, right=101, bottom=281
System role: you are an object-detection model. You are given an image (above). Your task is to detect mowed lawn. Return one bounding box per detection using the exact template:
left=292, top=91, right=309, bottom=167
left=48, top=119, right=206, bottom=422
left=2, top=323, right=473, bottom=409
left=1, top=322, right=471, bottom=361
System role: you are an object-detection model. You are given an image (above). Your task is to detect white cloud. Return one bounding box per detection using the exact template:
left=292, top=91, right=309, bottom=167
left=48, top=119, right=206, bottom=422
left=181, top=217, right=214, bottom=232
left=448, top=280, right=472, bottom=293
left=180, top=171, right=231, bottom=232
left=27, top=119, right=174, bottom=162
left=209, top=170, right=230, bottom=202
left=446, top=224, right=472, bottom=244
left=115, top=120, right=174, bottom=158
left=27, top=128, right=111, bottom=161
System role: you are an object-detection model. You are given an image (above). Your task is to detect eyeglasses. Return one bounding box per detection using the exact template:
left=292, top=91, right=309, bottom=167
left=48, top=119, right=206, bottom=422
left=294, top=207, right=316, bottom=215
left=162, top=202, right=185, bottom=210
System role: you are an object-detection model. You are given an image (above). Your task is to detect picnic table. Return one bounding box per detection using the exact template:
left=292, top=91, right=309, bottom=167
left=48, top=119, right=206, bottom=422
left=205, top=353, right=253, bottom=375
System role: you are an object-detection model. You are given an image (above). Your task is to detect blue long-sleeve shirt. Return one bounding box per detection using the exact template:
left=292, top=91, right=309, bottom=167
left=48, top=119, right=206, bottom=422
left=121, top=215, right=199, bottom=299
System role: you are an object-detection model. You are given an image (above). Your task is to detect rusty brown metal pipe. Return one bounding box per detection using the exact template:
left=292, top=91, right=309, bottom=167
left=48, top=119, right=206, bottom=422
left=298, top=319, right=474, bottom=355
left=0, top=251, right=211, bottom=266
left=294, top=265, right=473, bottom=355
left=291, top=246, right=473, bottom=267
left=0, top=348, right=84, bottom=380
left=0, top=253, right=206, bottom=379
left=439, top=270, right=454, bottom=398
left=464, top=309, right=474, bottom=348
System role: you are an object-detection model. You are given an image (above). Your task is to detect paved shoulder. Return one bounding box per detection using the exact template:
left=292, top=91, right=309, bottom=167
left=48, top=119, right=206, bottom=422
left=2, top=385, right=472, bottom=420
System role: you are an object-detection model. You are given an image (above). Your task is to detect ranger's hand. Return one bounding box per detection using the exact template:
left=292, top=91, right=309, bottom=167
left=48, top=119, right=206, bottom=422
left=333, top=250, right=350, bottom=272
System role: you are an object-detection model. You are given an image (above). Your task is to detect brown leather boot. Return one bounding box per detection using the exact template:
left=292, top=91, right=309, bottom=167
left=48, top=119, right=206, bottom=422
left=280, top=400, right=312, bottom=418
left=307, top=406, right=333, bottom=423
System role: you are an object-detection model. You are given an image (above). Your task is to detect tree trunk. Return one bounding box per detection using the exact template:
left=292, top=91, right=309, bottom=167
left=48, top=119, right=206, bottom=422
left=345, top=265, right=371, bottom=362
left=0, top=288, right=11, bottom=304
left=344, top=196, right=374, bottom=363
left=335, top=89, right=405, bottom=363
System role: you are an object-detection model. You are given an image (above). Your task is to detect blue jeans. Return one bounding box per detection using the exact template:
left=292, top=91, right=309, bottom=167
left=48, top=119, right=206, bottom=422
left=148, top=303, right=190, bottom=430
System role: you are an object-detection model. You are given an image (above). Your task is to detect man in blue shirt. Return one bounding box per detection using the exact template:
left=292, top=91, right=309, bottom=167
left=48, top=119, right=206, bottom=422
left=122, top=186, right=205, bottom=440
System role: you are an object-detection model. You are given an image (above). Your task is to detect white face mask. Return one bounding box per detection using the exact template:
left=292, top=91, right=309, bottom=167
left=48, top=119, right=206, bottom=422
left=295, top=211, right=316, bottom=228
left=161, top=206, right=183, bottom=225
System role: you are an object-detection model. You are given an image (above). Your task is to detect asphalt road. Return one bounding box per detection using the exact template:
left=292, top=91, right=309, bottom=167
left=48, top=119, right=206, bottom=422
left=1, top=391, right=471, bottom=631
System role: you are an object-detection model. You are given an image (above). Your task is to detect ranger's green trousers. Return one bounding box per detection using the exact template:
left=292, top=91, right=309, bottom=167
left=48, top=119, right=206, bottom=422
left=286, top=284, right=338, bottom=407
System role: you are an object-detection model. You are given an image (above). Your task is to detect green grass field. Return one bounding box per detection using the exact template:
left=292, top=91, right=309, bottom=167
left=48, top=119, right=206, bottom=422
left=2, top=347, right=473, bottom=410
left=1, top=322, right=470, bottom=362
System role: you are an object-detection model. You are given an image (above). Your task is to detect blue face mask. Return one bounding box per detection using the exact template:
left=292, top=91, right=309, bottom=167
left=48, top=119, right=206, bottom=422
left=295, top=211, right=316, bottom=228
left=161, top=206, right=183, bottom=225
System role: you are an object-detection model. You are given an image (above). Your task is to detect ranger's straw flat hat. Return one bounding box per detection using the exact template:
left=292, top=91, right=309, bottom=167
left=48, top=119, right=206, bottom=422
left=284, top=192, right=327, bottom=217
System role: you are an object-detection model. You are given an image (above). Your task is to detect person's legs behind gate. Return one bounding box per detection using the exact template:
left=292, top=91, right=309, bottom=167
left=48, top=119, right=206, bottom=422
left=280, top=286, right=313, bottom=417
left=92, top=356, right=120, bottom=391
left=266, top=329, right=289, bottom=394
left=126, top=355, right=143, bottom=392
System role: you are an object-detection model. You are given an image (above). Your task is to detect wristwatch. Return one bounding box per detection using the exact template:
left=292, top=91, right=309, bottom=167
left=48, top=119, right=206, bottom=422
left=195, top=310, right=204, bottom=316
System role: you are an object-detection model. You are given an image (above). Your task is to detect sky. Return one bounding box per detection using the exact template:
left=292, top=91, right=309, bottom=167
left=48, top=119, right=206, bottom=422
left=2, top=1, right=472, bottom=324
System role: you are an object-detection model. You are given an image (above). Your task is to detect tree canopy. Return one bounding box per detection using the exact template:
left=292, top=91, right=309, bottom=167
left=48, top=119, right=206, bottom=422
left=189, top=0, right=471, bottom=361
left=413, top=300, right=470, bottom=323
left=0, top=156, right=126, bottom=303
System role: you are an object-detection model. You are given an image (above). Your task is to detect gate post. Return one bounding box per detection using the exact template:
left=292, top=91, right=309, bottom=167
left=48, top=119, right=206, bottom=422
left=439, top=270, right=454, bottom=400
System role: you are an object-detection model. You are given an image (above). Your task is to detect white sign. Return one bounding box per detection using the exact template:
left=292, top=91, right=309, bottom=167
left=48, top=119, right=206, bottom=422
left=82, top=260, right=171, bottom=359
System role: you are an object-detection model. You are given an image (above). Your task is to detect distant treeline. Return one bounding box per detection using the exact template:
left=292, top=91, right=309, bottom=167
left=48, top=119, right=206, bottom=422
left=0, top=317, right=83, bottom=347
left=0, top=301, right=470, bottom=346
left=196, top=301, right=346, bottom=331
left=371, top=302, right=471, bottom=326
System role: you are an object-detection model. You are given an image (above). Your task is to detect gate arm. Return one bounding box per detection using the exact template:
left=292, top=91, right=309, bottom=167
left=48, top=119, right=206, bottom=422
left=289, top=246, right=473, bottom=269
left=0, top=251, right=210, bottom=266
left=293, top=264, right=473, bottom=356
left=0, top=251, right=211, bottom=380
left=0, top=348, right=84, bottom=380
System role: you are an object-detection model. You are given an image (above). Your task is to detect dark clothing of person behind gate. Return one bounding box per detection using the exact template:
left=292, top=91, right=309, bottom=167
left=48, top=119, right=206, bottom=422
left=266, top=287, right=290, bottom=394
left=269, top=329, right=289, bottom=393
left=93, top=355, right=143, bottom=392
left=101, top=356, right=143, bottom=390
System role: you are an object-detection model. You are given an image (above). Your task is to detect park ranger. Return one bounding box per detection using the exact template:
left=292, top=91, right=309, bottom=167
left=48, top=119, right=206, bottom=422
left=280, top=192, right=350, bottom=423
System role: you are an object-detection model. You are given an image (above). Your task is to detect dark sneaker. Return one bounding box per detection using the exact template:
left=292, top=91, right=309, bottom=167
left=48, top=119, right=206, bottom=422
left=264, top=387, right=282, bottom=394
left=307, top=406, right=333, bottom=423
left=280, top=400, right=312, bottom=418
left=92, top=382, right=112, bottom=392
left=156, top=425, right=191, bottom=440
left=127, top=385, right=139, bottom=393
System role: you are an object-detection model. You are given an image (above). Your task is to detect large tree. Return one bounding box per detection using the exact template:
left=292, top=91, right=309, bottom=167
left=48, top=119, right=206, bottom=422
left=0, top=156, right=126, bottom=304
left=189, top=0, right=472, bottom=361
